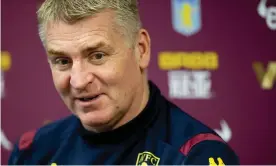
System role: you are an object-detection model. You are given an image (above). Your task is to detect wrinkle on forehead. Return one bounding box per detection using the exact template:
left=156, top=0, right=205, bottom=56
left=48, top=29, right=109, bottom=46
left=46, top=10, right=120, bottom=38
left=47, top=23, right=109, bottom=42
left=45, top=24, right=123, bottom=55
left=44, top=10, right=122, bottom=49
left=46, top=30, right=112, bottom=55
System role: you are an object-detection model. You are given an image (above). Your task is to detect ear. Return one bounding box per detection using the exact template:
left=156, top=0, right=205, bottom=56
left=136, top=29, right=151, bottom=70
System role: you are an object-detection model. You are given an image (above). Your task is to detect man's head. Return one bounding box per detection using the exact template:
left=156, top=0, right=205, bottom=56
left=37, top=0, right=151, bottom=132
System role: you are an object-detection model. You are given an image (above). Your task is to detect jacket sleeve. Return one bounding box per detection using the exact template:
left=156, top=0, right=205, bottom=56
left=183, top=140, right=240, bottom=165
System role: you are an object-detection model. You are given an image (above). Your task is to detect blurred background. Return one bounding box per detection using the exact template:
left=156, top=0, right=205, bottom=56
left=1, top=0, right=276, bottom=164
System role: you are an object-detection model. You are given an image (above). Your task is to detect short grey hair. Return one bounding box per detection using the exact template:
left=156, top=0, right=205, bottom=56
left=36, top=0, right=142, bottom=47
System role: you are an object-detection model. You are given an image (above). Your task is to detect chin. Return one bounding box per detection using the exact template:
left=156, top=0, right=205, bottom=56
left=78, top=109, right=116, bottom=130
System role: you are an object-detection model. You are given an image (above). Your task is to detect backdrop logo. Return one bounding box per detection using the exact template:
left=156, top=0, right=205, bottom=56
left=257, top=0, right=276, bottom=30
left=158, top=51, right=218, bottom=99
left=171, top=0, right=202, bottom=36
left=214, top=119, right=232, bottom=142
left=1, top=51, right=13, bottom=151
left=252, top=61, right=276, bottom=90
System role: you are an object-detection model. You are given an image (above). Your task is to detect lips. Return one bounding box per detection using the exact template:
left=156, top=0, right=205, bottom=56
left=74, top=94, right=102, bottom=107
left=78, top=95, right=99, bottom=102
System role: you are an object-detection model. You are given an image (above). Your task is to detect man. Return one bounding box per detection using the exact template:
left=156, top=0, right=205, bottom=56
left=9, top=0, right=239, bottom=165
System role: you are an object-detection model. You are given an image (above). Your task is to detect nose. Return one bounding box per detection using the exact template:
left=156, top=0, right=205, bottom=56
left=70, top=61, right=94, bottom=90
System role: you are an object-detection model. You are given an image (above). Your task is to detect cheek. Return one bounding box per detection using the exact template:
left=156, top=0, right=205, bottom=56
left=51, top=71, right=70, bottom=94
left=100, top=55, right=139, bottom=85
left=100, top=56, right=140, bottom=101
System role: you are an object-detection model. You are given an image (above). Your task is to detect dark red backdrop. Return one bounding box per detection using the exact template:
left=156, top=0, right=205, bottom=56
left=1, top=0, right=276, bottom=164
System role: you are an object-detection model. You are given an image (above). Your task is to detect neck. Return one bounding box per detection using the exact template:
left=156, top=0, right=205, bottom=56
left=113, top=75, right=149, bottom=130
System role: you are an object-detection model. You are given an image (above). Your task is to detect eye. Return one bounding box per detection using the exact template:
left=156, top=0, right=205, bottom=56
left=88, top=52, right=107, bottom=64
left=50, top=57, right=72, bottom=70
left=92, top=52, right=105, bottom=60
left=56, top=58, right=70, bottom=65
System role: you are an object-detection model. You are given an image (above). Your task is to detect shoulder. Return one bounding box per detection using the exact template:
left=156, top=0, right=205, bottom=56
left=29, top=115, right=77, bottom=149
left=8, top=115, right=78, bottom=164
left=167, top=104, right=218, bottom=147
left=183, top=139, right=240, bottom=165
left=34, top=115, right=78, bottom=143
left=166, top=104, right=239, bottom=164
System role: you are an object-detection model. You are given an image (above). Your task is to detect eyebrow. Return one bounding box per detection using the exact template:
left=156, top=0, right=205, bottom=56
left=47, top=41, right=114, bottom=57
left=47, top=49, right=66, bottom=56
left=81, top=41, right=114, bottom=54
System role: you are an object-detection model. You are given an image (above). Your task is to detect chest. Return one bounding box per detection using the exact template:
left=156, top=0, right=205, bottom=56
left=48, top=135, right=186, bottom=165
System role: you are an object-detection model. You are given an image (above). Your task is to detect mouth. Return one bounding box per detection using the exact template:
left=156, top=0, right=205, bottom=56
left=78, top=95, right=100, bottom=102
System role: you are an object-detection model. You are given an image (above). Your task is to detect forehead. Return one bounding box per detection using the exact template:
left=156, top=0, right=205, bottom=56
left=44, top=10, right=121, bottom=52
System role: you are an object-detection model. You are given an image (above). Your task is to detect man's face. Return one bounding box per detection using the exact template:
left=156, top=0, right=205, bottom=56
left=44, top=10, right=150, bottom=131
